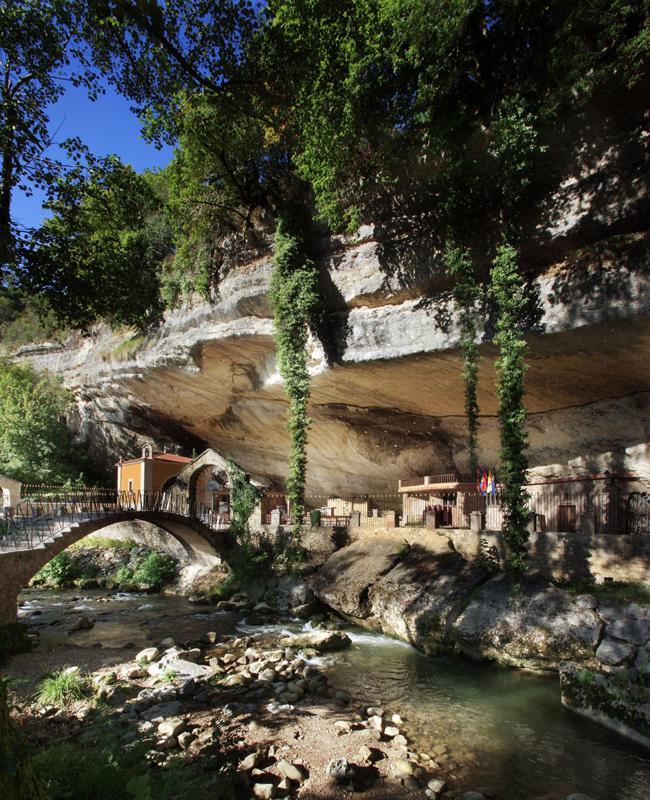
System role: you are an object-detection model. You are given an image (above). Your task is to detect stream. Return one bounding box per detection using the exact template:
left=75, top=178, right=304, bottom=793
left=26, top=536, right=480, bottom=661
left=9, top=588, right=650, bottom=800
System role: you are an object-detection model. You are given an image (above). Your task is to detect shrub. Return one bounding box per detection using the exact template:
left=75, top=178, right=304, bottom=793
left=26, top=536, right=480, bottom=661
left=33, top=551, right=76, bottom=587
left=131, top=552, right=176, bottom=590
left=37, top=666, right=91, bottom=706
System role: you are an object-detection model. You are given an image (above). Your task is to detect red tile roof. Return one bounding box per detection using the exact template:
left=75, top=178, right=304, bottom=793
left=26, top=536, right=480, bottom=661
left=116, top=452, right=193, bottom=466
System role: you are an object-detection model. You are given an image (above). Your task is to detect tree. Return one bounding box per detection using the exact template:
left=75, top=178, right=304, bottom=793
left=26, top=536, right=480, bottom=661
left=0, top=358, right=85, bottom=484
left=0, top=0, right=99, bottom=269
left=26, top=154, right=170, bottom=330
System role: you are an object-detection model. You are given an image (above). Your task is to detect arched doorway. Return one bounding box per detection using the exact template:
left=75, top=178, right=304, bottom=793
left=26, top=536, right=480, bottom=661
left=189, top=465, right=231, bottom=527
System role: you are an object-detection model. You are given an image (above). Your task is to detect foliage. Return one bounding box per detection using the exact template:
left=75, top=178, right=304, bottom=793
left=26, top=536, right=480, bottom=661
left=226, top=459, right=260, bottom=541
left=309, top=509, right=321, bottom=528
left=476, top=537, right=501, bottom=575
left=270, top=211, right=319, bottom=538
left=0, top=0, right=100, bottom=269
left=114, top=552, right=176, bottom=591
left=36, top=666, right=91, bottom=706
left=563, top=579, right=650, bottom=606
left=0, top=678, right=47, bottom=799
left=0, top=359, right=87, bottom=483
left=33, top=552, right=75, bottom=588
left=489, top=244, right=530, bottom=576
left=0, top=292, right=63, bottom=351
left=26, top=155, right=170, bottom=330
left=445, top=245, right=481, bottom=475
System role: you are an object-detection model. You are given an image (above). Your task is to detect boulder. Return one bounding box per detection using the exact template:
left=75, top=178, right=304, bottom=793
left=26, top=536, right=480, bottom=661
left=290, top=630, right=352, bottom=652
left=451, top=574, right=603, bottom=669
left=596, top=637, right=634, bottom=666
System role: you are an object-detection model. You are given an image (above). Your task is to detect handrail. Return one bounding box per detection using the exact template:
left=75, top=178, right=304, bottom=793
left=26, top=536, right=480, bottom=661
left=0, top=489, right=230, bottom=553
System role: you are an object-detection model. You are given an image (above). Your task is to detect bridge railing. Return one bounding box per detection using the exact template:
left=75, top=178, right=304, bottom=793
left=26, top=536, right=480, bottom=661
left=0, top=489, right=228, bottom=552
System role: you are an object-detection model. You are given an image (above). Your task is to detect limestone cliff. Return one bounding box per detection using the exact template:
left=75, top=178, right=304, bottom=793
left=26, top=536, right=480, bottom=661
left=14, top=103, right=650, bottom=492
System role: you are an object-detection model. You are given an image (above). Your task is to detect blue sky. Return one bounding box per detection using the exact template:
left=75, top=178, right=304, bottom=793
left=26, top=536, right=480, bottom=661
left=12, top=82, right=174, bottom=231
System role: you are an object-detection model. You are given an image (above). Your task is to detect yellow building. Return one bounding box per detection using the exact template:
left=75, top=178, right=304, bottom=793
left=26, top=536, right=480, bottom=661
left=116, top=445, right=192, bottom=495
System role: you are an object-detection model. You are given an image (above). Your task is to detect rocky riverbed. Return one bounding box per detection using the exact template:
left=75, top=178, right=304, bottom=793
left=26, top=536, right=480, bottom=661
left=4, top=588, right=650, bottom=799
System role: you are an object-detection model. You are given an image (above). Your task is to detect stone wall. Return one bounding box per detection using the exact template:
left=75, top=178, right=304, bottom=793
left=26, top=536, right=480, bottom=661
left=349, top=526, right=650, bottom=583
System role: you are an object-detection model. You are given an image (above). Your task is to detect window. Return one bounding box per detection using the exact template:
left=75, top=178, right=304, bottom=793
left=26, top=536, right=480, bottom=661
left=128, top=479, right=134, bottom=492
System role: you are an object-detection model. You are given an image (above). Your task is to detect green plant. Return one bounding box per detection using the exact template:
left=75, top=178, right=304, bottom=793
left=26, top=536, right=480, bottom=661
left=226, top=458, right=260, bottom=541
left=445, top=245, right=481, bottom=476
left=131, top=552, right=176, bottom=590
left=397, top=542, right=411, bottom=558
left=158, top=667, right=178, bottom=683
left=476, top=537, right=501, bottom=574
left=33, top=551, right=76, bottom=587
left=0, top=678, right=47, bottom=799
left=489, top=244, right=530, bottom=577
left=269, top=211, right=319, bottom=540
left=37, top=666, right=91, bottom=706
left=309, top=509, right=321, bottom=528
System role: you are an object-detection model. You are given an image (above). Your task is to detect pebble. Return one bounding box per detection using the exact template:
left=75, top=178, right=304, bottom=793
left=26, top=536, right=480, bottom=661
left=326, top=758, right=353, bottom=786
left=277, top=759, right=306, bottom=783
left=394, top=759, right=414, bottom=776
left=427, top=777, right=447, bottom=797
left=177, top=731, right=194, bottom=750
left=252, top=783, right=275, bottom=799
left=384, top=725, right=400, bottom=737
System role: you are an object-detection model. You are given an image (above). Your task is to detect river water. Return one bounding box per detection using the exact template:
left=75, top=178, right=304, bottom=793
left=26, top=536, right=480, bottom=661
left=12, top=589, right=650, bottom=800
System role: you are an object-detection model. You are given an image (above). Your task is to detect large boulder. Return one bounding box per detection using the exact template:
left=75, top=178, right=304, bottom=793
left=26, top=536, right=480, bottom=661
left=450, top=574, right=603, bottom=669
left=310, top=539, right=405, bottom=618
left=367, top=548, right=486, bottom=652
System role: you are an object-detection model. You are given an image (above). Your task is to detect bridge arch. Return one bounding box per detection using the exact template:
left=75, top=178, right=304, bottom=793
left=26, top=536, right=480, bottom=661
left=0, top=511, right=227, bottom=625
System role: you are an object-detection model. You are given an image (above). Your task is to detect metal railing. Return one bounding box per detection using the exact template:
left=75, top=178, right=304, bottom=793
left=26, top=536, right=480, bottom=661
left=0, top=489, right=229, bottom=553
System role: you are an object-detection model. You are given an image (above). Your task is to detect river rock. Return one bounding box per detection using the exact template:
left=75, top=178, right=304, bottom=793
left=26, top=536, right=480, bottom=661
left=239, top=751, right=260, bottom=771
left=291, top=603, right=315, bottom=619
left=327, top=758, right=353, bottom=786
left=140, top=701, right=183, bottom=721
left=277, top=759, right=306, bottom=783
left=290, top=630, right=352, bottom=652
left=177, top=731, right=194, bottom=750
left=635, top=644, right=650, bottom=675
left=136, top=647, right=160, bottom=663
left=149, top=657, right=212, bottom=679
left=68, top=615, right=94, bottom=632
left=252, top=783, right=275, bottom=799
left=157, top=717, right=185, bottom=737
left=606, top=618, right=650, bottom=646
left=595, top=637, right=634, bottom=666
left=394, top=759, right=414, bottom=776
left=427, top=777, right=447, bottom=797
left=384, top=725, right=400, bottom=737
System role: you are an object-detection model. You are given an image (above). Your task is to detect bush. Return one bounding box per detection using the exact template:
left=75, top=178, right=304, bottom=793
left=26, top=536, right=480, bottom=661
left=115, top=552, right=176, bottom=591
left=37, top=666, right=91, bottom=706
left=33, top=552, right=76, bottom=587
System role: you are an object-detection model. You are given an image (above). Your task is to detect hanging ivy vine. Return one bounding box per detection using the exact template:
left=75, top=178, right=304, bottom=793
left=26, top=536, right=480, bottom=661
left=226, top=458, right=260, bottom=542
left=445, top=245, right=481, bottom=477
left=269, top=211, right=319, bottom=540
left=489, top=243, right=530, bottom=577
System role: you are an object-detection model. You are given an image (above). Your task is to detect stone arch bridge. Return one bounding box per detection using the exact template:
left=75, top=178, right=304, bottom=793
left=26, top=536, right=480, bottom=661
left=0, top=490, right=231, bottom=625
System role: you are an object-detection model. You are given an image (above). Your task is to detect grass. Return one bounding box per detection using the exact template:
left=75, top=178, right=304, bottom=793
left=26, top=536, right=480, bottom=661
left=564, top=579, right=650, bottom=605
left=110, top=333, right=146, bottom=361
left=37, top=667, right=91, bottom=706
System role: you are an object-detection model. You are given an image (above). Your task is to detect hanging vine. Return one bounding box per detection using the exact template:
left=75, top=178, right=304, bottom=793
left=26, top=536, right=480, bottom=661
left=489, top=243, right=530, bottom=577
left=445, top=245, right=481, bottom=476
left=226, top=458, right=260, bottom=542
left=269, top=211, right=319, bottom=540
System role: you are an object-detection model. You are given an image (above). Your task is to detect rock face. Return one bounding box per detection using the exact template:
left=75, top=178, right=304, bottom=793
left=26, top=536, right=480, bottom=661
left=13, top=104, right=650, bottom=491
left=311, top=537, right=650, bottom=671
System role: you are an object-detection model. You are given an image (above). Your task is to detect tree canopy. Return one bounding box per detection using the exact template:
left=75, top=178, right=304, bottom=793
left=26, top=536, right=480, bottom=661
left=0, top=359, right=87, bottom=484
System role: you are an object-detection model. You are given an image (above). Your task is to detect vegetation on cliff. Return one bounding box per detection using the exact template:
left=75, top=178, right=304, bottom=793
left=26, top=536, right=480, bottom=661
left=0, top=359, right=89, bottom=484
left=270, top=212, right=319, bottom=539
left=1, top=0, right=648, bottom=568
